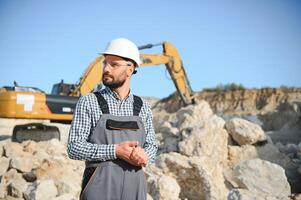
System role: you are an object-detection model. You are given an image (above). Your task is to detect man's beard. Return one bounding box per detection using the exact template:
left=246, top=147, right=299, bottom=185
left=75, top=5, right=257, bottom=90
left=102, top=73, right=126, bottom=89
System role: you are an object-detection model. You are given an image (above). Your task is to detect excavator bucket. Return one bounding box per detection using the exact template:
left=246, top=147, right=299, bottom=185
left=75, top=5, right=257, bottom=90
left=12, top=123, right=60, bottom=143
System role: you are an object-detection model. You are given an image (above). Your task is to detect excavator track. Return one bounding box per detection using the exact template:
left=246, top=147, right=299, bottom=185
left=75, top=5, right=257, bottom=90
left=12, top=123, right=60, bottom=143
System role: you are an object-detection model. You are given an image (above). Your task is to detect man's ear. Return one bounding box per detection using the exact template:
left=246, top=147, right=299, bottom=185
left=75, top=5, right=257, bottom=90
left=127, top=64, right=135, bottom=76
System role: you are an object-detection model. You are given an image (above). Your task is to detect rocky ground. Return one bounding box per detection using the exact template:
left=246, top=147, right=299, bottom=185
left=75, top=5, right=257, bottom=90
left=0, top=119, right=83, bottom=200
left=0, top=88, right=301, bottom=200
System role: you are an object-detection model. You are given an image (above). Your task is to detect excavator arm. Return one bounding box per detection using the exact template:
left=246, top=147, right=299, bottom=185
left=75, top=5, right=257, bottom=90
left=70, top=56, right=104, bottom=97
left=139, top=42, right=194, bottom=105
left=71, top=41, right=194, bottom=105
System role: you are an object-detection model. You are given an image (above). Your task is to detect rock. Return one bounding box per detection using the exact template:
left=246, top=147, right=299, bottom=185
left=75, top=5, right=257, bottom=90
left=147, top=193, right=154, bottom=200
left=22, top=140, right=38, bottom=154
left=0, top=178, right=7, bottom=199
left=155, top=133, right=164, bottom=150
left=228, top=142, right=294, bottom=170
left=276, top=142, right=300, bottom=156
left=44, top=139, right=67, bottom=157
left=1, top=169, right=26, bottom=199
left=275, top=142, right=285, bottom=151
left=7, top=177, right=28, bottom=198
left=162, top=136, right=179, bottom=153
left=153, top=113, right=172, bottom=132
left=3, top=196, right=24, bottom=200
left=298, top=142, right=301, bottom=152
left=293, top=194, right=301, bottom=200
left=55, top=181, right=72, bottom=196
left=24, top=182, right=36, bottom=200
left=52, top=193, right=77, bottom=200
left=0, top=142, right=4, bottom=157
left=227, top=145, right=258, bottom=167
left=256, top=142, right=295, bottom=169
left=225, top=118, right=267, bottom=145
left=2, top=169, right=24, bottom=186
left=156, top=175, right=180, bottom=200
left=34, top=157, right=83, bottom=198
left=296, top=152, right=301, bottom=160
left=227, top=188, right=289, bottom=200
left=283, top=143, right=299, bottom=155
left=3, top=142, right=27, bottom=158
left=147, top=171, right=180, bottom=200
left=160, top=121, right=179, bottom=137
left=10, top=156, right=36, bottom=173
left=178, top=115, right=228, bottom=165
left=24, top=179, right=58, bottom=200
left=226, top=159, right=290, bottom=199
left=32, top=150, right=52, bottom=166
left=156, top=121, right=180, bottom=153
left=23, top=171, right=37, bottom=182
left=0, top=157, right=10, bottom=176
left=176, top=100, right=213, bottom=130
left=155, top=152, right=228, bottom=200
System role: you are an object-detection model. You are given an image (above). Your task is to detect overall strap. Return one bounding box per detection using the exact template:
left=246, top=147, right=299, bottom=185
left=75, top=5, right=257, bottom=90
left=133, top=95, right=143, bottom=116
left=93, top=92, right=110, bottom=114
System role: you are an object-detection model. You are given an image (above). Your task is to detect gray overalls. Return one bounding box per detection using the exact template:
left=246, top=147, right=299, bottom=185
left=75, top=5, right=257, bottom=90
left=80, top=92, right=147, bottom=200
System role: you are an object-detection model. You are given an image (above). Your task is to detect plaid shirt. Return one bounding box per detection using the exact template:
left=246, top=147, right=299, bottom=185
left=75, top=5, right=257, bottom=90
left=67, top=87, right=157, bottom=164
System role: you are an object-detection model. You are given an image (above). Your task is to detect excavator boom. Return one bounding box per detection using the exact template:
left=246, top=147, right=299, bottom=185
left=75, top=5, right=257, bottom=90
left=139, top=42, right=194, bottom=105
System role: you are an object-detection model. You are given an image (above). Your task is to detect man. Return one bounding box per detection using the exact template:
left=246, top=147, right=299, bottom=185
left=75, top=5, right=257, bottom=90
left=67, top=38, right=157, bottom=200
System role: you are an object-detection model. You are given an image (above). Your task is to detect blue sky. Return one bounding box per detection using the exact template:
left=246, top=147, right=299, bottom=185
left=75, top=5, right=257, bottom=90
left=1, top=0, right=300, bottom=98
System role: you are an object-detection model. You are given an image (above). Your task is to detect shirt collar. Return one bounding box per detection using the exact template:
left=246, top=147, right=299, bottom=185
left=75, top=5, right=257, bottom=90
left=104, top=87, right=133, bottom=102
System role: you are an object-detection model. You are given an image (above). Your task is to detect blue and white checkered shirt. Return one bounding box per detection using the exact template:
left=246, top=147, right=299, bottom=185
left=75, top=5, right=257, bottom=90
left=67, top=87, right=157, bottom=164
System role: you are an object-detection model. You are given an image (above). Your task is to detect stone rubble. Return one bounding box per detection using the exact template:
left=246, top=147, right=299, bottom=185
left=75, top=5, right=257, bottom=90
left=0, top=95, right=300, bottom=199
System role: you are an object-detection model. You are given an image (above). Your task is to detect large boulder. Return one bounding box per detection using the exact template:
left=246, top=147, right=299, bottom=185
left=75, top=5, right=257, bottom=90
left=227, top=145, right=258, bottom=168
left=225, top=118, right=267, bottom=145
left=33, top=156, right=83, bottom=198
left=10, top=156, right=37, bottom=173
left=156, top=121, right=180, bottom=153
left=24, top=179, right=58, bottom=200
left=176, top=100, right=213, bottom=130
left=227, top=142, right=294, bottom=169
left=178, top=115, right=228, bottom=165
left=7, top=177, right=28, bottom=198
left=225, top=159, right=291, bottom=199
left=3, top=141, right=28, bottom=158
left=227, top=188, right=289, bottom=200
left=146, top=167, right=181, bottom=200
left=155, top=152, right=228, bottom=200
left=0, top=169, right=27, bottom=199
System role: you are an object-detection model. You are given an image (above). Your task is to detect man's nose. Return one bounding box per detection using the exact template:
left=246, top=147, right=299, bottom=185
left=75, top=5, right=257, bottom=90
left=103, top=65, right=110, bottom=73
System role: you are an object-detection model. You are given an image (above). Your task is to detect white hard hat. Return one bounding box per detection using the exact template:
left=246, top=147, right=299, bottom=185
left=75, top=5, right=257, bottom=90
left=102, top=38, right=141, bottom=67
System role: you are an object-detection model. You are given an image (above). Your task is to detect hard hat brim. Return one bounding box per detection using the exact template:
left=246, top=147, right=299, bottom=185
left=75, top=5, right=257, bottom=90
left=101, top=52, right=141, bottom=67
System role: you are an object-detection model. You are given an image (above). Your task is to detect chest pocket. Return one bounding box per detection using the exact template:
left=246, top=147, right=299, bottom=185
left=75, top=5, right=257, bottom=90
left=106, top=119, right=139, bottom=131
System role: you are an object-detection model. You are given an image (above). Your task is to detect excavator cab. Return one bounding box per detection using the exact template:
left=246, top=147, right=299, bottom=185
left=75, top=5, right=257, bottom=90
left=51, top=80, right=76, bottom=96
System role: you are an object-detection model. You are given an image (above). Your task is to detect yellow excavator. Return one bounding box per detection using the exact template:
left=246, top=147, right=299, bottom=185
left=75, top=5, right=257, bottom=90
left=0, top=42, right=194, bottom=142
